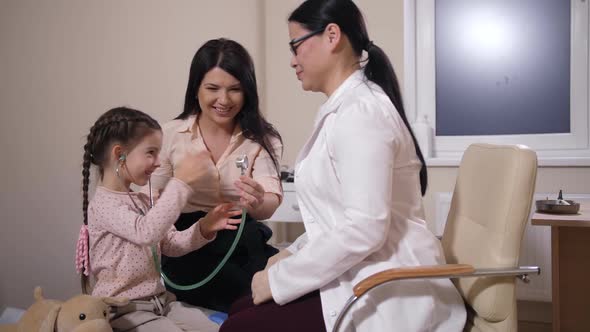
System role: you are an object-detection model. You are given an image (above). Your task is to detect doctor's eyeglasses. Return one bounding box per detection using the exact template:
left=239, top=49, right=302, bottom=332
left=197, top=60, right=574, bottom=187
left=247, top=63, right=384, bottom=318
left=289, top=28, right=325, bottom=56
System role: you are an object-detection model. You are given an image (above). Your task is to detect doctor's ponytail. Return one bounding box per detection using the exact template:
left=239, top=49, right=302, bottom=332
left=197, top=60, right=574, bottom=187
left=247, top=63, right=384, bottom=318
left=363, top=43, right=428, bottom=196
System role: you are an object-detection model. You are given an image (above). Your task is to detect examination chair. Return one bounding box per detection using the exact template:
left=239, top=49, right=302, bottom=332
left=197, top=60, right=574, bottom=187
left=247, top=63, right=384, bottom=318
left=334, top=143, right=539, bottom=332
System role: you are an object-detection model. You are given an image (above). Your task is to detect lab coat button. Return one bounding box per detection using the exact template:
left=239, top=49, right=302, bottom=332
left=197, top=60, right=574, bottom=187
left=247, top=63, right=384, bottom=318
left=330, top=310, right=337, bottom=317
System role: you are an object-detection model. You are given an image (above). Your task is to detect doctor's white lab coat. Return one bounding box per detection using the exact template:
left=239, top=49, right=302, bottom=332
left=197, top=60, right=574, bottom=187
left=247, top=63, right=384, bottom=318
left=268, top=71, right=466, bottom=332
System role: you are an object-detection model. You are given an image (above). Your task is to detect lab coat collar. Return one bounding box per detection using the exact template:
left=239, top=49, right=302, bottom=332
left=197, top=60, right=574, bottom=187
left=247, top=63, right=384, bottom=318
left=314, top=69, right=366, bottom=126
left=296, top=70, right=366, bottom=166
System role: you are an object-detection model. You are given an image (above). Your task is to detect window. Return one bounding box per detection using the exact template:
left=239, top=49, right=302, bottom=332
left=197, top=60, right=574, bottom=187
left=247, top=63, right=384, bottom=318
left=405, top=0, right=590, bottom=166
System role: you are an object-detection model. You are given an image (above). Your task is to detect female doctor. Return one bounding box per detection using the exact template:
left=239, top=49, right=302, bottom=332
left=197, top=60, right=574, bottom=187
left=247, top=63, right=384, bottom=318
left=220, top=1, right=466, bottom=331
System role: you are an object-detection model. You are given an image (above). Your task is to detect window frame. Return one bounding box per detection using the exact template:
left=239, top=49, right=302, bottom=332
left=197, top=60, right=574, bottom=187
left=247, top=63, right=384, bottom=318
left=404, top=0, right=590, bottom=166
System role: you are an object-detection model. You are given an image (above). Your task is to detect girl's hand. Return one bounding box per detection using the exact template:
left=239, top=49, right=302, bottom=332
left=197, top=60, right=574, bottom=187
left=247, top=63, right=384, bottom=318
left=234, top=176, right=265, bottom=211
left=150, top=189, right=162, bottom=204
left=199, top=203, right=242, bottom=240
left=251, top=269, right=273, bottom=305
left=175, top=151, right=212, bottom=187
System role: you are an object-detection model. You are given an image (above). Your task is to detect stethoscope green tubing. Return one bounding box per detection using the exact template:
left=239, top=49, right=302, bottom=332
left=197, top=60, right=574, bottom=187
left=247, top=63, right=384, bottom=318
left=133, top=153, right=250, bottom=291
left=150, top=207, right=247, bottom=290
left=118, top=154, right=248, bottom=291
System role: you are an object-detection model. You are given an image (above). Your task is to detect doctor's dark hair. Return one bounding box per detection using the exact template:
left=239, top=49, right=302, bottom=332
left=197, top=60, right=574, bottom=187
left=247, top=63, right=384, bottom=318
left=289, top=0, right=428, bottom=195
left=81, top=107, right=161, bottom=226
left=176, top=38, right=282, bottom=173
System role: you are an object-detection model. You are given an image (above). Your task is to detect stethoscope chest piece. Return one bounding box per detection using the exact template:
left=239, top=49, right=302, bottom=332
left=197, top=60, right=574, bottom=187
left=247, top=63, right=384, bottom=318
left=235, top=155, right=249, bottom=176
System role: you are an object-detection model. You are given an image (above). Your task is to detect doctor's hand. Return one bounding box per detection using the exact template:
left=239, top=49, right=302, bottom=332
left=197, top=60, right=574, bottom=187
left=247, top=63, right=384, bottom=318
left=251, top=269, right=273, bottom=305
left=265, top=249, right=292, bottom=269
left=234, top=176, right=265, bottom=211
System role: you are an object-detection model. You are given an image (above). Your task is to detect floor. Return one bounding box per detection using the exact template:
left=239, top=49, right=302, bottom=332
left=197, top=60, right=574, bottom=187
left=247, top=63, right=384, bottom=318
left=518, top=321, right=552, bottom=332
left=3, top=306, right=554, bottom=331
left=517, top=300, right=552, bottom=332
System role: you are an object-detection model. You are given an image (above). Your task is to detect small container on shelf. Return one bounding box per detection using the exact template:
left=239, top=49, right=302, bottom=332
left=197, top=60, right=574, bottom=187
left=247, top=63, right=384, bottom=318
left=535, top=189, right=580, bottom=214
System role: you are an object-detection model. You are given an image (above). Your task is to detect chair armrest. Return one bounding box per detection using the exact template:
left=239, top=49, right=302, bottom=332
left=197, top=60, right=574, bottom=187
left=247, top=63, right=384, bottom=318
left=354, top=264, right=474, bottom=297
left=468, top=266, right=540, bottom=279
left=334, top=264, right=540, bottom=332
left=354, top=265, right=540, bottom=297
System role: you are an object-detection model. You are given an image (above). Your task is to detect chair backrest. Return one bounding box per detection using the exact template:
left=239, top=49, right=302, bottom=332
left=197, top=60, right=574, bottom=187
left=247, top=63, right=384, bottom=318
left=441, top=144, right=538, bottom=332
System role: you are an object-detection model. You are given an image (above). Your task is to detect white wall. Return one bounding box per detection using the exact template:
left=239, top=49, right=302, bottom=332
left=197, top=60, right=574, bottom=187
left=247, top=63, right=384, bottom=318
left=0, top=0, right=406, bottom=309
left=0, top=0, right=264, bottom=309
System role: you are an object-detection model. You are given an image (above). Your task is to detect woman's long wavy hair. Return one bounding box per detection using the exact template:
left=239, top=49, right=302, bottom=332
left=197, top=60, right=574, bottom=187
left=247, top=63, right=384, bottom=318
left=289, top=0, right=428, bottom=195
left=176, top=38, right=282, bottom=172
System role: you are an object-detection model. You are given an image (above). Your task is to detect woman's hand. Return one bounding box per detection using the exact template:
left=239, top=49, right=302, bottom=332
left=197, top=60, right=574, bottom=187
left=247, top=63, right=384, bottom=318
left=265, top=249, right=292, bottom=269
left=251, top=269, right=273, bottom=305
left=234, top=176, right=265, bottom=211
left=199, top=203, right=242, bottom=240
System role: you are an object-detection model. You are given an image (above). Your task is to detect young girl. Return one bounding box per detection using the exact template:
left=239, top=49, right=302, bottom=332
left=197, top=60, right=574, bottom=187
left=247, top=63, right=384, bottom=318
left=77, top=106, right=240, bottom=332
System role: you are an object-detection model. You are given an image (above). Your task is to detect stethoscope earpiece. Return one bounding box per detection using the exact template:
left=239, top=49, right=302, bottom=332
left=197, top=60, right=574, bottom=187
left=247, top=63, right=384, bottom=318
left=115, top=154, right=126, bottom=178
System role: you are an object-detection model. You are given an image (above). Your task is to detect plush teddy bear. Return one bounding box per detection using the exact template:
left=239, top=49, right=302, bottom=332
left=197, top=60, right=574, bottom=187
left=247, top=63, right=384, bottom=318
left=0, top=286, right=128, bottom=332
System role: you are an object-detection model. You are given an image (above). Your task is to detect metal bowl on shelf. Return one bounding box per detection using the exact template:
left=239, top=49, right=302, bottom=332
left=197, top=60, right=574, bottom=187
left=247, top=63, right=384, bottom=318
left=535, top=200, right=580, bottom=215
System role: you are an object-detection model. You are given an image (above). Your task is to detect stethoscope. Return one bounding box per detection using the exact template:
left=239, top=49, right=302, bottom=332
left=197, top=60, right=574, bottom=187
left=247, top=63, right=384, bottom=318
left=119, top=154, right=249, bottom=290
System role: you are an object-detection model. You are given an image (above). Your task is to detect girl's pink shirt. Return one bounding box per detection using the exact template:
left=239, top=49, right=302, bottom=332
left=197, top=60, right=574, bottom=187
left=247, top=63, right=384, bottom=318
left=88, top=178, right=212, bottom=299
